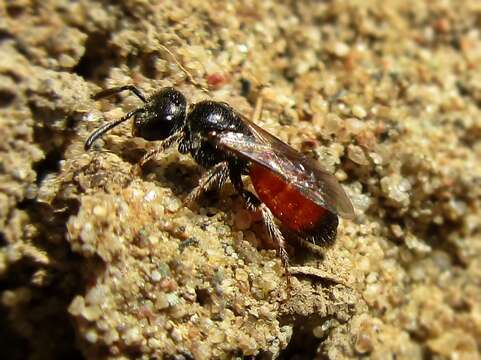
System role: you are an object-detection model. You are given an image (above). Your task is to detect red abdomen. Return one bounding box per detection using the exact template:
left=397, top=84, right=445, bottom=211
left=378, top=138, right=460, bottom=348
left=250, top=163, right=328, bottom=234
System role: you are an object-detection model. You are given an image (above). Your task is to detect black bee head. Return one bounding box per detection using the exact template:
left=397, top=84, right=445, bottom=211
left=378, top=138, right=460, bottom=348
left=132, top=87, right=187, bottom=141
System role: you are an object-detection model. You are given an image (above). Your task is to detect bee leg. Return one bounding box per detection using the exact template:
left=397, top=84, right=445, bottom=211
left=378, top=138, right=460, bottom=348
left=258, top=202, right=291, bottom=287
left=178, top=138, right=191, bottom=154
left=139, top=131, right=185, bottom=167
left=184, top=161, right=230, bottom=206
left=229, top=167, right=291, bottom=286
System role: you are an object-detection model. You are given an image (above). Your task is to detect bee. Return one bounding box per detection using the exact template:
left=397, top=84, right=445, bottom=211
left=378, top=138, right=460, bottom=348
left=85, top=84, right=355, bottom=284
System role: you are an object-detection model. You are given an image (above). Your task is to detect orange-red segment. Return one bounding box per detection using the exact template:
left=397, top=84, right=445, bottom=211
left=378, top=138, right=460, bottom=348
left=249, top=163, right=328, bottom=233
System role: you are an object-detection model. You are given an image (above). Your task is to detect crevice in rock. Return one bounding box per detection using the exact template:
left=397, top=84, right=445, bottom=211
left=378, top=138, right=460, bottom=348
left=279, top=315, right=333, bottom=360
left=73, top=32, right=116, bottom=81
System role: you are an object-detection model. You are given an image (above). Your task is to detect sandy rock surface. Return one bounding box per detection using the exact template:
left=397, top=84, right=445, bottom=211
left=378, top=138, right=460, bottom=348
left=1, top=1, right=480, bottom=359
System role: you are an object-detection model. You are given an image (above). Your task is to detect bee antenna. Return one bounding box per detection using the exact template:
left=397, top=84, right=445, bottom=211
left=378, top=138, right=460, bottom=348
left=84, top=108, right=144, bottom=151
left=159, top=44, right=209, bottom=94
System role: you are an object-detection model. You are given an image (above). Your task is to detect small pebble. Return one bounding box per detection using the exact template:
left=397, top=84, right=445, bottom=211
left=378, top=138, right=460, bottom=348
left=332, top=41, right=350, bottom=57
left=171, top=328, right=182, bottom=342
left=85, top=329, right=98, bottom=344
left=352, top=105, right=367, bottom=118
left=348, top=144, right=369, bottom=165
left=122, top=327, right=142, bottom=345
left=93, top=205, right=107, bottom=217
left=151, top=270, right=162, bottom=282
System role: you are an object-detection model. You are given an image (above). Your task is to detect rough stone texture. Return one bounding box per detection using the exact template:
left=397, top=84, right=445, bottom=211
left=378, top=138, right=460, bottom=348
left=1, top=0, right=481, bottom=359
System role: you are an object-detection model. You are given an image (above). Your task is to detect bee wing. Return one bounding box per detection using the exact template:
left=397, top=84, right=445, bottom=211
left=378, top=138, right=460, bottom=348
left=214, top=120, right=355, bottom=219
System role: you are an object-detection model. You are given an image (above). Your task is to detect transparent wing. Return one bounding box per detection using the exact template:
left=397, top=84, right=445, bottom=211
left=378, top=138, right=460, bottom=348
left=214, top=120, right=355, bottom=219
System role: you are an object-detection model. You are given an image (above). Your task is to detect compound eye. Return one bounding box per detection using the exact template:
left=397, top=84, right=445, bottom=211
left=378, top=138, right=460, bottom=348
left=132, top=110, right=170, bottom=141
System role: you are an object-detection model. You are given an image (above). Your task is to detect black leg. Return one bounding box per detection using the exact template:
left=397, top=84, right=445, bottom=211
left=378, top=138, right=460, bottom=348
left=229, top=166, right=291, bottom=285
left=178, top=138, right=191, bottom=154
left=92, top=85, right=147, bottom=103
left=139, top=131, right=185, bottom=167
left=184, top=162, right=230, bottom=206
